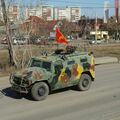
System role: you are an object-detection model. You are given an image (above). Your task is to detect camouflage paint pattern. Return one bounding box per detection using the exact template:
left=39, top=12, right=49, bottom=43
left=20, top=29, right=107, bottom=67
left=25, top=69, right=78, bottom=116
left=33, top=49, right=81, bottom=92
left=58, top=63, right=84, bottom=83
left=10, top=49, right=95, bottom=93
left=58, top=68, right=69, bottom=83
left=32, top=70, right=43, bottom=80
left=90, top=55, right=95, bottom=78
left=72, top=64, right=84, bottom=79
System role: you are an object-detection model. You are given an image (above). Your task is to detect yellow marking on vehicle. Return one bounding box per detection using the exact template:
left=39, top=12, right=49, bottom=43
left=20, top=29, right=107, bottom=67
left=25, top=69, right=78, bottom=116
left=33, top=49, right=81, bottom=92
left=90, top=56, right=95, bottom=78
left=76, top=64, right=84, bottom=79
left=58, top=68, right=66, bottom=81
left=58, top=68, right=69, bottom=83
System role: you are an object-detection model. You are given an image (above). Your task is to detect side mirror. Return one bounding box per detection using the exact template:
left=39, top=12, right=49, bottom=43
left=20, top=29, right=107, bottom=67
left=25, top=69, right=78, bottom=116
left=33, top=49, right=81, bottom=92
left=90, top=51, right=93, bottom=54
left=89, top=51, right=94, bottom=56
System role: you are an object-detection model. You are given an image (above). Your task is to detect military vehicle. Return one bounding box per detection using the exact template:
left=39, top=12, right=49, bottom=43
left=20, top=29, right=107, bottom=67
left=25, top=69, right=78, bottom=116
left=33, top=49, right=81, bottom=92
left=10, top=46, right=95, bottom=101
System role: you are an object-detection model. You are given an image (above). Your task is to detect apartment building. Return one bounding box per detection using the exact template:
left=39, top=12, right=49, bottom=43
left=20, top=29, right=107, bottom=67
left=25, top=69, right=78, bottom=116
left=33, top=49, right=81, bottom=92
left=8, top=5, right=19, bottom=21
left=54, top=7, right=67, bottom=20
left=25, top=6, right=42, bottom=19
left=25, top=5, right=54, bottom=21
left=70, top=7, right=81, bottom=22
left=0, top=4, right=81, bottom=22
left=42, top=5, right=54, bottom=21
left=0, top=5, right=19, bottom=22
left=25, top=5, right=81, bottom=22
left=54, top=6, right=81, bottom=22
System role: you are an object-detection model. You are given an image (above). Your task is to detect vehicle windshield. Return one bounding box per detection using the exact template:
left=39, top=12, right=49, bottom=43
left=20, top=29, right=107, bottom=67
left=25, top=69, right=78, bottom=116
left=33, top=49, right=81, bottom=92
left=30, top=59, right=51, bottom=71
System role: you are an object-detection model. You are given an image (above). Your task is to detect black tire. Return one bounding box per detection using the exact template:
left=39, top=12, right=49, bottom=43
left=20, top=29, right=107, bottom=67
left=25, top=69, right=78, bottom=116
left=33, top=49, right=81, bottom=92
left=31, top=82, right=49, bottom=101
left=77, top=74, right=92, bottom=91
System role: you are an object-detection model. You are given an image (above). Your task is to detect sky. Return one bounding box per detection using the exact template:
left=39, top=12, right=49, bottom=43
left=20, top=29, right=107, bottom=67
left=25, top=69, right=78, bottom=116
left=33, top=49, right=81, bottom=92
left=17, top=0, right=116, bottom=17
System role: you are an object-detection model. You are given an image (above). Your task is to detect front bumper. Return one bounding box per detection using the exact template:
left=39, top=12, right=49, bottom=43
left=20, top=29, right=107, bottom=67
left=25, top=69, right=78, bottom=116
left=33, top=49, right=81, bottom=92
left=9, top=74, right=30, bottom=94
left=11, top=84, right=28, bottom=93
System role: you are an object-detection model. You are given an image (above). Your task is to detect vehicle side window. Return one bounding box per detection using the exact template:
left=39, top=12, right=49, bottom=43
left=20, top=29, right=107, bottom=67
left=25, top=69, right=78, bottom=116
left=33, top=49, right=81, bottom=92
left=54, top=61, right=63, bottom=74
left=30, top=60, right=41, bottom=67
left=67, top=60, right=75, bottom=65
left=42, top=61, right=51, bottom=71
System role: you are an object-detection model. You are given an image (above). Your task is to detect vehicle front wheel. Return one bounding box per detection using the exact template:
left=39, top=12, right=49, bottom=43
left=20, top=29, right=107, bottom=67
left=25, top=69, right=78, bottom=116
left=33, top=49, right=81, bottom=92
left=31, top=82, right=49, bottom=101
left=77, top=74, right=92, bottom=91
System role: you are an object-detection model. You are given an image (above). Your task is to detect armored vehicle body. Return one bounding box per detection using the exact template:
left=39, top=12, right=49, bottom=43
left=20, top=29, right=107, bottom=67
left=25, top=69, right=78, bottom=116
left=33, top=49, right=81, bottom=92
left=10, top=46, right=95, bottom=101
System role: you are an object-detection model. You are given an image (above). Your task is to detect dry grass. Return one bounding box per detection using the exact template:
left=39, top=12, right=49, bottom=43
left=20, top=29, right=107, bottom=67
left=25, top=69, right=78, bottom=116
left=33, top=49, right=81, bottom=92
left=0, top=44, right=120, bottom=77
left=86, top=45, right=120, bottom=58
left=0, top=49, right=9, bottom=70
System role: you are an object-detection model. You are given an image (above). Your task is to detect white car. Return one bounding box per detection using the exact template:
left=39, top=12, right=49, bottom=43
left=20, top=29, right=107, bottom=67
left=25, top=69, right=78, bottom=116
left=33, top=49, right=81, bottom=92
left=89, top=39, right=105, bottom=44
left=67, top=36, right=74, bottom=41
left=13, top=39, right=27, bottom=45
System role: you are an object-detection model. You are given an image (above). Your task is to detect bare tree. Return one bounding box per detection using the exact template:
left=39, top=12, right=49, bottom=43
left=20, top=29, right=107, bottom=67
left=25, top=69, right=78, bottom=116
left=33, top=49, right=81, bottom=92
left=1, top=0, right=15, bottom=65
left=60, top=19, right=80, bottom=37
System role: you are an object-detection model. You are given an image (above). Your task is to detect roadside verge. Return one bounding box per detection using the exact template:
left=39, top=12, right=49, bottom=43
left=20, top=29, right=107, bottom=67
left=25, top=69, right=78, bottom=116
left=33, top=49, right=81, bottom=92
left=95, top=57, right=119, bottom=65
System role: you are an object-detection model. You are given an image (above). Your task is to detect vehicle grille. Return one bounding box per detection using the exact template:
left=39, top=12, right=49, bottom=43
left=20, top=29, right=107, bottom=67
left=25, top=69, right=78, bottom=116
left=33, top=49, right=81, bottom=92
left=13, top=77, right=21, bottom=85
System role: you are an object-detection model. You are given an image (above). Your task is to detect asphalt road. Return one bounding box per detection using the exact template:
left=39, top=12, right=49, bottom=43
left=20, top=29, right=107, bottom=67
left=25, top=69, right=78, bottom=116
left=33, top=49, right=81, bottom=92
left=0, top=63, right=120, bottom=120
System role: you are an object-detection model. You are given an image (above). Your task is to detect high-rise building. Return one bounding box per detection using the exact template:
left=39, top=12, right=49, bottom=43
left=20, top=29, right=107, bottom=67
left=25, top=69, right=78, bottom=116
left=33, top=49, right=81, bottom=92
left=104, top=0, right=109, bottom=23
left=115, top=0, right=119, bottom=21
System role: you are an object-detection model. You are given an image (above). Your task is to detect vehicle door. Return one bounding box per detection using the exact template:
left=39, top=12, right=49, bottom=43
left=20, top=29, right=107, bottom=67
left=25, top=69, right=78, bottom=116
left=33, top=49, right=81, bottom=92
left=51, top=60, right=65, bottom=89
left=53, top=60, right=73, bottom=89
left=54, top=59, right=77, bottom=87
left=66, top=59, right=84, bottom=85
left=66, top=59, right=76, bottom=84
left=53, top=59, right=78, bottom=87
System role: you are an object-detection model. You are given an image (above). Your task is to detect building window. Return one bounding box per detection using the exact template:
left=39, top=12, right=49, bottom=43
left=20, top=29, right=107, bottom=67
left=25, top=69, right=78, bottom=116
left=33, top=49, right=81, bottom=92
left=13, top=6, right=17, bottom=12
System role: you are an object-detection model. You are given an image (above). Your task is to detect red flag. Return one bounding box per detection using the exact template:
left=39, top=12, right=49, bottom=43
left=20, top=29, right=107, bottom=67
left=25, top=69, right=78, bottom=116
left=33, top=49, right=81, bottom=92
left=56, top=27, right=68, bottom=44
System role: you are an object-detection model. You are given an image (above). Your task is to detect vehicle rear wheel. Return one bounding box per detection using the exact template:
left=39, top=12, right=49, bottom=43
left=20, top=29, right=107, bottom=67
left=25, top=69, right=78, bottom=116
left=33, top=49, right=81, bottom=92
left=77, top=74, right=92, bottom=91
left=31, top=82, right=49, bottom=101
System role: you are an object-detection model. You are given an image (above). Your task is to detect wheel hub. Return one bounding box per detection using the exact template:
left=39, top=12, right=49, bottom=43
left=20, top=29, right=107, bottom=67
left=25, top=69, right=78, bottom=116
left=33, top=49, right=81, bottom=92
left=38, top=87, right=45, bottom=96
left=82, top=79, right=89, bottom=87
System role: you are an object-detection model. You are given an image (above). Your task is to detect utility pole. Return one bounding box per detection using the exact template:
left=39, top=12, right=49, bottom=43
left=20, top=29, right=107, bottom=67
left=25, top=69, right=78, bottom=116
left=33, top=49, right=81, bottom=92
left=1, top=0, right=14, bottom=65
left=115, top=0, right=119, bottom=40
left=95, top=11, right=98, bottom=44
